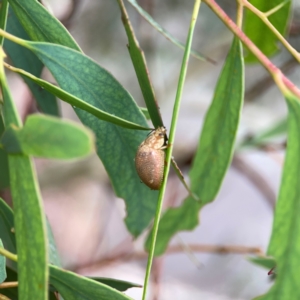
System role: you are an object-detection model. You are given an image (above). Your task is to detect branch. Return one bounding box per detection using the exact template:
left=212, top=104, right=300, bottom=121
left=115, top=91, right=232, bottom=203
left=0, top=247, right=17, bottom=262
left=75, top=243, right=264, bottom=273
left=203, top=0, right=300, bottom=99
left=0, top=281, right=18, bottom=289
left=240, top=0, right=300, bottom=63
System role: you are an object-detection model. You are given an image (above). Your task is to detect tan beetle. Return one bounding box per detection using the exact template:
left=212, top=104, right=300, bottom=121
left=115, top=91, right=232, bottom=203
left=135, top=127, right=168, bottom=190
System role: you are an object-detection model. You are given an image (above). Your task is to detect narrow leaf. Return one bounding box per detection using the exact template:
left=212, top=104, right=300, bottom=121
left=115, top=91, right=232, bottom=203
left=1, top=55, right=48, bottom=299
left=249, top=256, right=276, bottom=270
left=257, top=94, right=300, bottom=299
left=189, top=37, right=244, bottom=202
left=5, top=6, right=59, bottom=116
left=46, top=219, right=61, bottom=267
left=0, top=239, right=6, bottom=284
left=117, top=1, right=193, bottom=197
left=49, top=265, right=133, bottom=300
left=8, top=0, right=79, bottom=50
left=126, top=0, right=213, bottom=62
left=5, top=63, right=149, bottom=131
left=244, top=0, right=291, bottom=62
left=146, top=37, right=244, bottom=255
left=117, top=0, right=163, bottom=128
left=1, top=114, right=95, bottom=159
left=20, top=40, right=158, bottom=236
left=89, top=277, right=142, bottom=292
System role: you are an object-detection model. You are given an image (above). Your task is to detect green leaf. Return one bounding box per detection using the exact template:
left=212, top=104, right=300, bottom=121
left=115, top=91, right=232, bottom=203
left=0, top=198, right=16, bottom=254
left=118, top=0, right=193, bottom=196
left=7, top=156, right=48, bottom=299
left=6, top=64, right=149, bottom=131
left=126, top=0, right=212, bottom=62
left=89, top=277, right=142, bottom=292
left=0, top=239, right=6, bottom=284
left=117, top=0, right=163, bottom=128
left=1, top=114, right=95, bottom=159
left=46, top=218, right=61, bottom=267
left=0, top=115, right=9, bottom=190
left=49, top=265, right=133, bottom=300
left=146, top=37, right=244, bottom=255
left=1, top=59, right=48, bottom=299
left=257, top=94, right=300, bottom=299
left=244, top=0, right=291, bottom=62
left=4, top=6, right=59, bottom=116
left=249, top=256, right=276, bottom=270
left=189, top=38, right=244, bottom=202
left=18, top=40, right=159, bottom=237
left=8, top=0, right=79, bottom=50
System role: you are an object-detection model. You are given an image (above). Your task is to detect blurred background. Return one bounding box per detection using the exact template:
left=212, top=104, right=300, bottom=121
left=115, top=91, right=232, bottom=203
left=2, top=0, right=300, bottom=299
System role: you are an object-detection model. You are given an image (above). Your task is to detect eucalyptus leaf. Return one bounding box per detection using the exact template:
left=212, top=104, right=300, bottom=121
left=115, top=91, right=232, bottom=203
left=5, top=64, right=149, bottom=131
left=49, top=265, right=133, bottom=300
left=257, top=94, right=300, bottom=299
left=244, top=0, right=291, bottom=62
left=89, top=277, right=142, bottom=292
left=126, top=0, right=212, bottom=62
left=18, top=40, right=159, bottom=236
left=117, top=0, right=163, bottom=128
left=5, top=6, right=59, bottom=116
left=1, top=57, right=48, bottom=299
left=8, top=0, right=79, bottom=50
left=249, top=256, right=276, bottom=270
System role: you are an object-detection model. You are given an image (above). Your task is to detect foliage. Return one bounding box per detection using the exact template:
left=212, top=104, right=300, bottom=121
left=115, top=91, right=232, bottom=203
left=0, top=0, right=299, bottom=299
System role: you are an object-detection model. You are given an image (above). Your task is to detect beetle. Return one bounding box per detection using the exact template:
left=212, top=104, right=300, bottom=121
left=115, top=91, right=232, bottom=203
left=135, top=127, right=168, bottom=190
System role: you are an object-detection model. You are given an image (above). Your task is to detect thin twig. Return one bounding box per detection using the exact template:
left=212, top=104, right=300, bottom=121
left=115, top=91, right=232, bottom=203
left=239, top=0, right=300, bottom=63
left=0, top=247, right=17, bottom=262
left=141, top=1, right=202, bottom=299
left=0, top=281, right=18, bottom=289
left=204, top=0, right=300, bottom=99
left=76, top=243, right=264, bottom=273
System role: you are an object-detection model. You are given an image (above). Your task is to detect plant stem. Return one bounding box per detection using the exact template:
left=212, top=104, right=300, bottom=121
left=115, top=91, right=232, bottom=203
left=240, top=0, right=300, bottom=63
left=0, top=281, right=18, bottom=289
left=0, top=247, right=17, bottom=262
left=0, top=28, right=26, bottom=47
left=204, top=0, right=300, bottom=99
left=141, top=0, right=202, bottom=299
left=236, top=0, right=243, bottom=28
left=264, top=0, right=290, bottom=17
